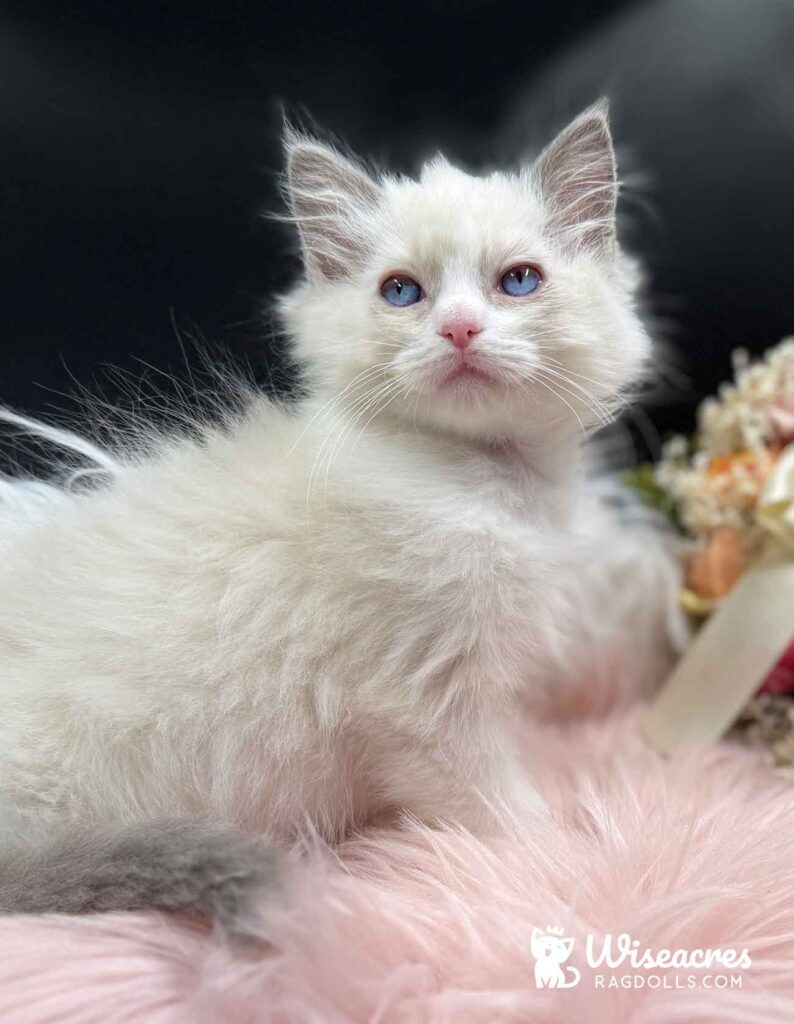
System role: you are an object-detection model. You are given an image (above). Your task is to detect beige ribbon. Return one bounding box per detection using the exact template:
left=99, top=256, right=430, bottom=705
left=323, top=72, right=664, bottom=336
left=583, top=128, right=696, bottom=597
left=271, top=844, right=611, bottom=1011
left=641, top=444, right=794, bottom=753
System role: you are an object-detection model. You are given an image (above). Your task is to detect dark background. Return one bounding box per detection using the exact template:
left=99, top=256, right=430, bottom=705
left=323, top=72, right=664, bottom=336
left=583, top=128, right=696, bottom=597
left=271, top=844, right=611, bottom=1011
left=2, top=0, right=793, bottom=459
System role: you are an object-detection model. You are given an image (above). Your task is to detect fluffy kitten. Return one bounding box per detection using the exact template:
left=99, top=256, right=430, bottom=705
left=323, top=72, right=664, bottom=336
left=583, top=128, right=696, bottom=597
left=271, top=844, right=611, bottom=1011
left=0, top=101, right=660, bottom=930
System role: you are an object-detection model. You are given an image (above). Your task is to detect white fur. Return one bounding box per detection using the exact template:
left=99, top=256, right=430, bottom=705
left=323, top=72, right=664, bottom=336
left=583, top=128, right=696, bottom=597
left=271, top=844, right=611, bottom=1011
left=0, top=103, right=678, bottom=852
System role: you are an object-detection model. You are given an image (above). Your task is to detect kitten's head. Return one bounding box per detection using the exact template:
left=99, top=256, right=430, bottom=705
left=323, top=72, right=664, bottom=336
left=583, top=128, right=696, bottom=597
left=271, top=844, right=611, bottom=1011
left=279, top=101, right=650, bottom=443
left=531, top=927, right=574, bottom=964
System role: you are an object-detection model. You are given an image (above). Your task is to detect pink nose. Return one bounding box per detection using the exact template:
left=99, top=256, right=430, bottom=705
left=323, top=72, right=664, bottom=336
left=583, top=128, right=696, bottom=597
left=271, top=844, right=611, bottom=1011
left=438, top=314, right=483, bottom=350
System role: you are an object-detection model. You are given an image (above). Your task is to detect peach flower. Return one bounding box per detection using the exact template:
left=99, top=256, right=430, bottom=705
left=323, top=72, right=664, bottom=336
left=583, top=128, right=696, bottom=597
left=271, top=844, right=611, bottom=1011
left=686, top=526, right=745, bottom=599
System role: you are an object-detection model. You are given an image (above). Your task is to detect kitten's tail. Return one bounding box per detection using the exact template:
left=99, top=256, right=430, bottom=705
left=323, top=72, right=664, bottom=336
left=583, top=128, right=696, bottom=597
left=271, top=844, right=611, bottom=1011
left=0, top=820, right=281, bottom=940
left=562, top=965, right=581, bottom=988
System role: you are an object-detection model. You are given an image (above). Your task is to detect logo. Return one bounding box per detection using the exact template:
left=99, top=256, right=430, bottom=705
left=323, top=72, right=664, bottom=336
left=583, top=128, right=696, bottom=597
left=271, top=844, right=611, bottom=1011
left=530, top=926, right=581, bottom=989
left=530, top=926, right=751, bottom=992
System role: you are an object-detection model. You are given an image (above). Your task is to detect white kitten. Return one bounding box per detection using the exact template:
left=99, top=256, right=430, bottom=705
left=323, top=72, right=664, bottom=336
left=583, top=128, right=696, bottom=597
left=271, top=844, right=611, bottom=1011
left=0, top=101, right=656, bottom=929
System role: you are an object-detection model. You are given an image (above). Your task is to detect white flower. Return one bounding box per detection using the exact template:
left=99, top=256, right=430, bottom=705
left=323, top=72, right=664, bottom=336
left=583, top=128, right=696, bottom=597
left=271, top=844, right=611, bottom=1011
left=654, top=339, right=794, bottom=542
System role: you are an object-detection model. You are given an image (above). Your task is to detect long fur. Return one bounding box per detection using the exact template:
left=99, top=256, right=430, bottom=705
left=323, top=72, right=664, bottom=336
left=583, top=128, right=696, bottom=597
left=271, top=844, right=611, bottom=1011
left=1, top=712, right=792, bottom=1023
left=0, top=101, right=683, bottom=928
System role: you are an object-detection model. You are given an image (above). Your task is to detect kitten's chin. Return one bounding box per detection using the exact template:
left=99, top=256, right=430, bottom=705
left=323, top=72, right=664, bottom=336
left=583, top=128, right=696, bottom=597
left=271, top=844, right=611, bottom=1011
left=437, top=363, right=498, bottom=391
left=399, top=387, right=529, bottom=444
left=396, top=376, right=595, bottom=447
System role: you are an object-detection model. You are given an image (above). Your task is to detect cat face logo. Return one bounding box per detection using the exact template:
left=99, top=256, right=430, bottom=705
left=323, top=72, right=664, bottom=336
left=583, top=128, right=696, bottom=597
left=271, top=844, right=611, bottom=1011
left=531, top=926, right=581, bottom=989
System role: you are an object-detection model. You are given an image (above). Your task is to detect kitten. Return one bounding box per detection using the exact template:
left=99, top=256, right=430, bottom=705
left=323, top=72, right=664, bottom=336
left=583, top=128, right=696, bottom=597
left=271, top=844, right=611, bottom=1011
left=0, top=101, right=654, bottom=931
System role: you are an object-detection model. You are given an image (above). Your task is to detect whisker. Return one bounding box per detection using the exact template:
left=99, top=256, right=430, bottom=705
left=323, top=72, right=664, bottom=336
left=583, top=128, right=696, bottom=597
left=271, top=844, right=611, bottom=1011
left=341, top=371, right=421, bottom=489
left=530, top=374, right=586, bottom=433
left=315, top=377, right=409, bottom=508
left=283, top=363, right=393, bottom=463
left=305, top=375, right=405, bottom=511
left=535, top=365, right=613, bottom=426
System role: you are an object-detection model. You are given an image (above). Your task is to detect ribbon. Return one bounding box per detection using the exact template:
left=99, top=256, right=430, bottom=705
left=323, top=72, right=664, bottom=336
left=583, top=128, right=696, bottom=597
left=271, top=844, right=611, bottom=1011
left=641, top=443, right=794, bottom=753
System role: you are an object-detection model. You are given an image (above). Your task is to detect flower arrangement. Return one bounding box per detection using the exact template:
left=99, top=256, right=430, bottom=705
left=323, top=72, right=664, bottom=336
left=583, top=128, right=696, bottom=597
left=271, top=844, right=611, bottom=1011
left=628, top=338, right=794, bottom=771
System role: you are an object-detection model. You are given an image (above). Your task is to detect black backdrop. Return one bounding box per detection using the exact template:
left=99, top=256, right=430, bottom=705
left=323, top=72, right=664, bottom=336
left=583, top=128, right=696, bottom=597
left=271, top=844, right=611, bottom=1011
left=2, top=0, right=793, bottom=458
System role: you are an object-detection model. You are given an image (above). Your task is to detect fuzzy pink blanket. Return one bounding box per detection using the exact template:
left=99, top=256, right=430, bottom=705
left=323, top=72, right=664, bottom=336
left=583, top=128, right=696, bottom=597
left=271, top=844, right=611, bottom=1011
left=1, top=710, right=793, bottom=1023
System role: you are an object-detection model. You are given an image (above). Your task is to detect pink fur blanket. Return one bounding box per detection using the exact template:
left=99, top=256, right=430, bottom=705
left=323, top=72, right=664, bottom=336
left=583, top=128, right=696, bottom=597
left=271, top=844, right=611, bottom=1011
left=1, top=710, right=793, bottom=1023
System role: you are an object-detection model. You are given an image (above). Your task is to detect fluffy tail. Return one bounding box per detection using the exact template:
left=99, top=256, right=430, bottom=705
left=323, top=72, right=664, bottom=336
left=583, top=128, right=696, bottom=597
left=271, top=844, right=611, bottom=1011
left=0, top=821, right=280, bottom=939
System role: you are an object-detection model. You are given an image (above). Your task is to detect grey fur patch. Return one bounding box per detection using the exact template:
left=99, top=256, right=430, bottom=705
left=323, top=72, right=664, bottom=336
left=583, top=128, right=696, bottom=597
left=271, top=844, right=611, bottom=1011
left=0, top=820, right=281, bottom=939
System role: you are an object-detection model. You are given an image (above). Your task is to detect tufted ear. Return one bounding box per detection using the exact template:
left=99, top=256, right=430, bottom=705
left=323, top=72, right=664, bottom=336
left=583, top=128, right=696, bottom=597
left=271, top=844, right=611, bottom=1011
left=534, top=100, right=617, bottom=258
left=283, top=129, right=382, bottom=282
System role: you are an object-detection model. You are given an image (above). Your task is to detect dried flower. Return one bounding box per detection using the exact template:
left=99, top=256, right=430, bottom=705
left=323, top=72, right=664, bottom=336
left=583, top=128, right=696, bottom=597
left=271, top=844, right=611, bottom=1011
left=686, top=527, right=744, bottom=599
left=645, top=339, right=794, bottom=771
left=654, top=338, right=794, bottom=551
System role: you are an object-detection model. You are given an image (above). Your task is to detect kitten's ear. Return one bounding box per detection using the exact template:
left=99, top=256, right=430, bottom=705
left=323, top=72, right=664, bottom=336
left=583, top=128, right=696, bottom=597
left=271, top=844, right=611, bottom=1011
left=533, top=100, right=617, bottom=258
left=283, top=128, right=382, bottom=282
left=531, top=927, right=543, bottom=942
left=561, top=937, right=574, bottom=957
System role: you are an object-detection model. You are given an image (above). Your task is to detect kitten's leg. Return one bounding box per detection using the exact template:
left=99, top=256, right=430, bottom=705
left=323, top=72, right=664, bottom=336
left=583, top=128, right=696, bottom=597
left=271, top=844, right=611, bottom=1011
left=374, top=729, right=546, bottom=836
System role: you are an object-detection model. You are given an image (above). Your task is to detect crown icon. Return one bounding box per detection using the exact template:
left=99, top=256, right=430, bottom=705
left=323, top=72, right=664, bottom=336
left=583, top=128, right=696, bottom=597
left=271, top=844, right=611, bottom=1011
left=546, top=925, right=565, bottom=936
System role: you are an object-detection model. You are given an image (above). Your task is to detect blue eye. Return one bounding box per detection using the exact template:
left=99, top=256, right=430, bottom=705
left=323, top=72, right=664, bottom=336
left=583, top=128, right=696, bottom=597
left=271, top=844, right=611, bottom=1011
left=500, top=265, right=542, bottom=297
left=380, top=275, right=423, bottom=307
